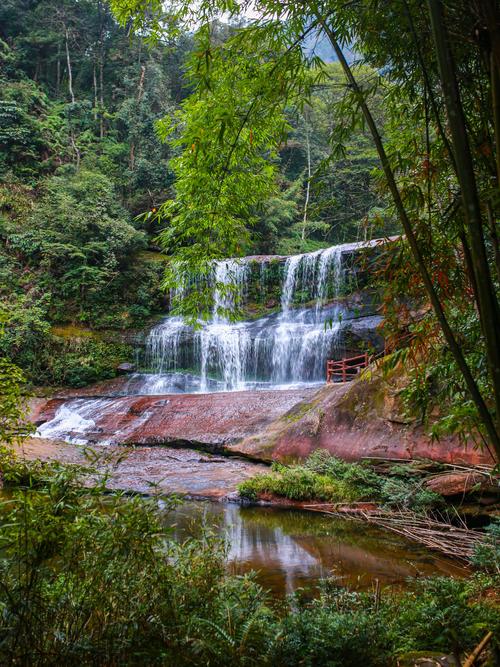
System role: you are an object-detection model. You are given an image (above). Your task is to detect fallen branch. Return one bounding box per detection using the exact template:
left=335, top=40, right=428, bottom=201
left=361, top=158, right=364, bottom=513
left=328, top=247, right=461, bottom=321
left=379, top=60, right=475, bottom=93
left=303, top=504, right=484, bottom=562
left=462, top=631, right=493, bottom=667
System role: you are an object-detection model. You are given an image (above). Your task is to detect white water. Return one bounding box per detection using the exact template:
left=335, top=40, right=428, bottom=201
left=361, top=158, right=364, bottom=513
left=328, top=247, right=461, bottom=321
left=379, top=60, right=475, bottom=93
left=36, top=396, right=157, bottom=444
left=36, top=398, right=115, bottom=444
left=134, top=241, right=367, bottom=394
left=35, top=240, right=384, bottom=443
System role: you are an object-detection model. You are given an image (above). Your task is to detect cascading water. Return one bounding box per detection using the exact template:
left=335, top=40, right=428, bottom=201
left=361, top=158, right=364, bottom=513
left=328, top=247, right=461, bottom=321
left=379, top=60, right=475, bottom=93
left=35, top=238, right=386, bottom=443
left=134, top=242, right=354, bottom=394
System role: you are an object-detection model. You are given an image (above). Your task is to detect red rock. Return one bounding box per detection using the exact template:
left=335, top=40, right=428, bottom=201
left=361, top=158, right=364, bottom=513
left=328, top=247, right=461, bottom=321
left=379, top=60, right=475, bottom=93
left=425, top=472, right=499, bottom=496
left=30, top=370, right=497, bottom=467
left=16, top=437, right=264, bottom=499
left=32, top=388, right=318, bottom=449
left=228, top=375, right=496, bottom=467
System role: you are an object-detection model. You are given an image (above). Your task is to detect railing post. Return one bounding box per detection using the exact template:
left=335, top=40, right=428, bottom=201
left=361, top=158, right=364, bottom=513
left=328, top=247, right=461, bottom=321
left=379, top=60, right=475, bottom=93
left=342, top=360, right=346, bottom=383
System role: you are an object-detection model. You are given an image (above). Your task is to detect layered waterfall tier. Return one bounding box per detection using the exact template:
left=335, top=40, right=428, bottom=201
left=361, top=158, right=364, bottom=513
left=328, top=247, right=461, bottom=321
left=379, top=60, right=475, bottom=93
left=128, top=239, right=384, bottom=394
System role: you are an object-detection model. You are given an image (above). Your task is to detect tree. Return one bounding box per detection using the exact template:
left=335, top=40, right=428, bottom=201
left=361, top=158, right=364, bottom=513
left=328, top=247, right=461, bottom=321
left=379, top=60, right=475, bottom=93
left=0, top=310, right=33, bottom=447
left=110, top=0, right=500, bottom=458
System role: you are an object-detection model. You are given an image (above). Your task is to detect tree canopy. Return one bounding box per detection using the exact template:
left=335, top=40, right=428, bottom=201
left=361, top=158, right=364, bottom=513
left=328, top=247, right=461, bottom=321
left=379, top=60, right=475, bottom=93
left=109, top=0, right=500, bottom=457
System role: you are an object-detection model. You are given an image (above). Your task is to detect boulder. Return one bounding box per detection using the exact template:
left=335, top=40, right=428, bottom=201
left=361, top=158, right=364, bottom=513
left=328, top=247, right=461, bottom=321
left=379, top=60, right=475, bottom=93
left=228, top=366, right=496, bottom=466
left=116, top=362, right=135, bottom=374
left=425, top=472, right=499, bottom=497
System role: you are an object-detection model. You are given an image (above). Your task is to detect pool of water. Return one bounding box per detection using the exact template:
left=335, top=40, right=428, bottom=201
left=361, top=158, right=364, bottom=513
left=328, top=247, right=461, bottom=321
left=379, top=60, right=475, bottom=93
left=167, top=501, right=466, bottom=596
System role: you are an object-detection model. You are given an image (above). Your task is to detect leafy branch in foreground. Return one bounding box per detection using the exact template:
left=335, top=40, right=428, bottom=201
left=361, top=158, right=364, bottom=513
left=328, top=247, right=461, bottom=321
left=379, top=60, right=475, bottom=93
left=0, top=311, right=34, bottom=449
left=0, top=455, right=499, bottom=665
left=152, top=24, right=320, bottom=322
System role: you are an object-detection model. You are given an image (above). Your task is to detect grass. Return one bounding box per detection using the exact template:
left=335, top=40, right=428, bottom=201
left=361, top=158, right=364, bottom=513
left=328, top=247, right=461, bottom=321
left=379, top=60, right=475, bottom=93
left=238, top=450, right=444, bottom=512
left=238, top=464, right=361, bottom=502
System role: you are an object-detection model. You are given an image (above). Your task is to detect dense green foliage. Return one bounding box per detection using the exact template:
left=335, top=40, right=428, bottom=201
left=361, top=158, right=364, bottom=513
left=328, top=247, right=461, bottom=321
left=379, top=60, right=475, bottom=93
left=152, top=32, right=390, bottom=319
left=472, top=519, right=500, bottom=575
left=0, top=0, right=180, bottom=383
left=238, top=463, right=361, bottom=503
left=111, top=0, right=500, bottom=455
left=0, top=456, right=498, bottom=666
left=0, top=0, right=388, bottom=382
left=0, top=309, right=33, bottom=445
left=238, top=450, right=443, bottom=512
left=0, top=357, right=33, bottom=446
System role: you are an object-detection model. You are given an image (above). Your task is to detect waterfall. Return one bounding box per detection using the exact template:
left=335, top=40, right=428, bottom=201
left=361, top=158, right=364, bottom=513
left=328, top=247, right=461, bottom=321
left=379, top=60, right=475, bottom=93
left=137, top=242, right=357, bottom=393
left=212, top=259, right=249, bottom=322
left=281, top=253, right=304, bottom=313
left=198, top=259, right=252, bottom=391
left=316, top=246, right=342, bottom=310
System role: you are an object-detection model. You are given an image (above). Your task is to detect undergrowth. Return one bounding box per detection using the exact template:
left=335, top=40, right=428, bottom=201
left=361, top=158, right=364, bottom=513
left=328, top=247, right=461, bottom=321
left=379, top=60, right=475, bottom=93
left=238, top=450, right=443, bottom=512
left=0, top=455, right=498, bottom=665
left=236, top=463, right=361, bottom=502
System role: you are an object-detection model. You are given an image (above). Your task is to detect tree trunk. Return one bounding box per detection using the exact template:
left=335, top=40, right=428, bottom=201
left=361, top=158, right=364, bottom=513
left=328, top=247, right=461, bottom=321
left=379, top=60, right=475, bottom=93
left=98, top=0, right=106, bottom=139
left=317, top=14, right=500, bottom=458
left=64, top=25, right=79, bottom=167
left=129, top=64, right=146, bottom=171
left=65, top=27, right=75, bottom=104
left=302, top=114, right=312, bottom=242
left=56, top=43, right=61, bottom=96
left=428, top=0, right=500, bottom=438
left=93, top=63, right=98, bottom=122
left=99, top=57, right=105, bottom=139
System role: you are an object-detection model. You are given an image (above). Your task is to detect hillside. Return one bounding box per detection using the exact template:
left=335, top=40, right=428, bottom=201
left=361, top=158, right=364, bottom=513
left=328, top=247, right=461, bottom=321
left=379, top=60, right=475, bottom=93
left=0, top=0, right=391, bottom=388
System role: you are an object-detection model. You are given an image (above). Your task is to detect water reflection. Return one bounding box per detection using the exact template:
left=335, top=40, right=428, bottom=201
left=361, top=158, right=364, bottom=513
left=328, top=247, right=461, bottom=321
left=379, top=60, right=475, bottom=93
left=168, top=502, right=466, bottom=596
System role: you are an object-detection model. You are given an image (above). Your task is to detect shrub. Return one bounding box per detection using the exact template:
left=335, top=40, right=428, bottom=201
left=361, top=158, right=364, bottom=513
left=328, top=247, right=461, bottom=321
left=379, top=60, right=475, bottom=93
left=0, top=456, right=276, bottom=666
left=273, top=584, right=391, bottom=667
left=39, top=336, right=133, bottom=387
left=386, top=575, right=500, bottom=661
left=240, top=452, right=442, bottom=512
left=272, top=576, right=500, bottom=667
left=304, top=449, right=382, bottom=497
left=238, top=462, right=361, bottom=503
left=379, top=476, right=443, bottom=511
left=472, top=519, right=500, bottom=574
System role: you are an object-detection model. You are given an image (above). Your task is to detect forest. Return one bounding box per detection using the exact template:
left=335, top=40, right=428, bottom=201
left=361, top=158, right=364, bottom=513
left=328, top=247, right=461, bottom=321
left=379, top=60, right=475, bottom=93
left=1, top=0, right=500, bottom=665
left=1, top=0, right=387, bottom=386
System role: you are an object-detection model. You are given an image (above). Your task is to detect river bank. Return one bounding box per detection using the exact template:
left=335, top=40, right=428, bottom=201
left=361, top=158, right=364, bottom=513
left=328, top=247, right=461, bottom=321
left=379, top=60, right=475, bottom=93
left=3, top=441, right=470, bottom=596
left=1, top=451, right=498, bottom=666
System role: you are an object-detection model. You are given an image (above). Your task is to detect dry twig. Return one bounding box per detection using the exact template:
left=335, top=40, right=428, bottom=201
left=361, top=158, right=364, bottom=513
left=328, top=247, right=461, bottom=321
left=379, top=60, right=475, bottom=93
left=303, top=504, right=484, bottom=562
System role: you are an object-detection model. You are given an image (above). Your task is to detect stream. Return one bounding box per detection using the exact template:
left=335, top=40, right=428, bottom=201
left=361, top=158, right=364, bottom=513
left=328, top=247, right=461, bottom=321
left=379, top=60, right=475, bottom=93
left=19, top=438, right=468, bottom=597
left=29, top=239, right=468, bottom=597
left=166, top=500, right=466, bottom=596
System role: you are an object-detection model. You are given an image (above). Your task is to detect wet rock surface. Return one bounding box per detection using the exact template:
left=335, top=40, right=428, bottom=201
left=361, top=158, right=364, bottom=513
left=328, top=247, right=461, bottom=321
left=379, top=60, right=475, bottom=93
left=228, top=372, right=496, bottom=466
left=30, top=369, right=496, bottom=467
left=32, top=386, right=318, bottom=448
left=17, top=438, right=264, bottom=499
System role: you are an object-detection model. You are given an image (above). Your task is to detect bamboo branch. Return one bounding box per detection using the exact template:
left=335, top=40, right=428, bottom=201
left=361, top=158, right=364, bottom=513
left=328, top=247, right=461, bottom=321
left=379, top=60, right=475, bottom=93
left=315, top=11, right=500, bottom=458
left=462, top=631, right=493, bottom=667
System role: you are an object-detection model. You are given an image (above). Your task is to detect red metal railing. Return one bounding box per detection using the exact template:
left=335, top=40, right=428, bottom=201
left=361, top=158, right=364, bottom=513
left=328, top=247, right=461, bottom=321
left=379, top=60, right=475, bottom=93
left=326, top=352, right=370, bottom=383
left=326, top=331, right=418, bottom=383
